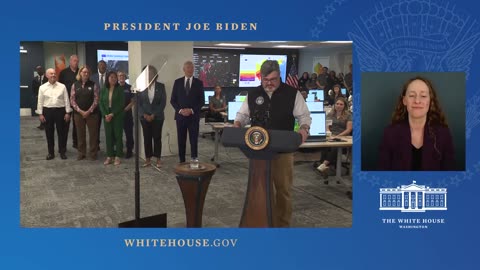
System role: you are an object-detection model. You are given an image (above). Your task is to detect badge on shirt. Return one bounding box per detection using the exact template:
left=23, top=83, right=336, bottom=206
left=256, top=96, right=264, bottom=105
left=88, top=87, right=92, bottom=91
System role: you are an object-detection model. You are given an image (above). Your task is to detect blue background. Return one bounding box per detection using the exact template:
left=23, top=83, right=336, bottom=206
left=5, top=0, right=480, bottom=269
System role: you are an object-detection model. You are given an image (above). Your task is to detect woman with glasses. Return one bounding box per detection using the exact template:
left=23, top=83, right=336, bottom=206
left=70, top=65, right=99, bottom=160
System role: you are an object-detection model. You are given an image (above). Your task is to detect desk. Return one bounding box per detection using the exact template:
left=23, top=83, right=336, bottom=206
left=207, top=123, right=232, bottom=167
left=300, top=136, right=353, bottom=183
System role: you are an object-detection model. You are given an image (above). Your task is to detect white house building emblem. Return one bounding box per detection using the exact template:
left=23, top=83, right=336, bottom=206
left=379, top=181, right=447, bottom=212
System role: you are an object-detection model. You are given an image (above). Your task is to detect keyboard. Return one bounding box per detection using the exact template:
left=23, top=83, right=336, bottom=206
left=305, top=138, right=327, bottom=142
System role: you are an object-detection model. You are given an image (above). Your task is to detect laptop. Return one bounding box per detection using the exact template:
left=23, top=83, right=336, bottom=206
left=305, top=111, right=327, bottom=142
left=306, top=89, right=325, bottom=102
left=306, top=101, right=324, bottom=112
left=227, top=101, right=243, bottom=122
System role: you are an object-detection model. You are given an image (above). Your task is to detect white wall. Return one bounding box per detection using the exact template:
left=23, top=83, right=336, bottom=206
left=129, top=42, right=194, bottom=159
left=298, top=45, right=352, bottom=76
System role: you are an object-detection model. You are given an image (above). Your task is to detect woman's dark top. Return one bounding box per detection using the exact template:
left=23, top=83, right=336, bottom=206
left=411, top=145, right=422, bottom=171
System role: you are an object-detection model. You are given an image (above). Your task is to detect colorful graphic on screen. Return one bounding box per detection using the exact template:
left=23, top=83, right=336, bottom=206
left=193, top=51, right=239, bottom=87
left=239, top=54, right=287, bottom=87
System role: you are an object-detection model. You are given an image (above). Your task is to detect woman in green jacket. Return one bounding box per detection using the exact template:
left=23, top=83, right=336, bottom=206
left=99, top=71, right=125, bottom=165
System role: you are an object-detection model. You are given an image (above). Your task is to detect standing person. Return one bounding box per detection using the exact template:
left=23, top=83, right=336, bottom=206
left=138, top=66, right=167, bottom=167
left=326, top=70, right=340, bottom=93
left=344, top=63, right=353, bottom=94
left=298, top=72, right=309, bottom=89
left=170, top=61, right=205, bottom=163
left=99, top=71, right=125, bottom=166
left=118, top=71, right=135, bottom=159
left=36, top=68, right=72, bottom=160
left=91, top=60, right=108, bottom=151
left=70, top=65, right=99, bottom=161
left=233, top=60, right=311, bottom=227
left=58, top=54, right=79, bottom=149
left=316, top=68, right=328, bottom=90
left=32, top=65, right=48, bottom=129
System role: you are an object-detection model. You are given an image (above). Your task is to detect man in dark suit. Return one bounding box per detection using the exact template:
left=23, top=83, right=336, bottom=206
left=32, top=65, right=48, bottom=129
left=170, top=61, right=205, bottom=163
left=91, top=60, right=107, bottom=150
left=58, top=54, right=79, bottom=148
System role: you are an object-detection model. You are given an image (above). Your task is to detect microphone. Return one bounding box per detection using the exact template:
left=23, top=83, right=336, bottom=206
left=251, top=103, right=270, bottom=128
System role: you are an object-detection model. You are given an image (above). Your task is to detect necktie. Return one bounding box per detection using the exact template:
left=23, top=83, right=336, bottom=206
left=185, top=78, right=190, bottom=95
left=100, top=74, right=104, bottom=89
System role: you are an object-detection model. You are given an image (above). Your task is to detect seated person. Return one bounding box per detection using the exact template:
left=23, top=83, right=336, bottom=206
left=326, top=84, right=345, bottom=106
left=206, top=85, right=226, bottom=122
left=317, top=97, right=352, bottom=175
left=305, top=73, right=318, bottom=90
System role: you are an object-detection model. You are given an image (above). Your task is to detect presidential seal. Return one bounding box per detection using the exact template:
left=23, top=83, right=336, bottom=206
left=244, top=126, right=269, bottom=150
left=255, top=96, right=264, bottom=105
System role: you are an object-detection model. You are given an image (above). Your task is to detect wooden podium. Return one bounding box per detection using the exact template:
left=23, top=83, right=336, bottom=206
left=174, top=162, right=216, bottom=228
left=222, top=127, right=301, bottom=227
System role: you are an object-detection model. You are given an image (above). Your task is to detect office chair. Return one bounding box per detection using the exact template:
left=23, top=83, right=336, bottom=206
left=201, top=111, right=224, bottom=140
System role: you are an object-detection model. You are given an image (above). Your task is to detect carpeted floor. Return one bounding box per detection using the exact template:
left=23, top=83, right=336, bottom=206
left=20, top=116, right=352, bottom=228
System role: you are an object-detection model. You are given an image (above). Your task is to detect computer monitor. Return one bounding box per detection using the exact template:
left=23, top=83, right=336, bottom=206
left=236, top=95, right=246, bottom=102
left=341, top=88, right=347, bottom=95
left=309, top=112, right=327, bottom=136
left=307, top=89, right=324, bottom=102
left=306, top=101, right=324, bottom=112
left=228, top=101, right=243, bottom=121
left=204, top=90, right=214, bottom=104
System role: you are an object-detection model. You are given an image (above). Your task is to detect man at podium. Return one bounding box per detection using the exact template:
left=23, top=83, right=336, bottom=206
left=233, top=60, right=311, bottom=227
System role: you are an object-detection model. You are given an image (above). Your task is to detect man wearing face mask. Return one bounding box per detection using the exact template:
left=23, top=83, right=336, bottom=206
left=233, top=60, right=311, bottom=227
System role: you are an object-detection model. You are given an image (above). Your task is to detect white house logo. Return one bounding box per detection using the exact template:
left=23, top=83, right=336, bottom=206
left=379, top=180, right=447, bottom=212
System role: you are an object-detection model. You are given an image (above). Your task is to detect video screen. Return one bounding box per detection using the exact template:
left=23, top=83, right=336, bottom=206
left=306, top=89, right=325, bottom=102
left=306, top=101, right=324, bottom=112
left=239, top=54, right=287, bottom=87
left=97, top=50, right=129, bottom=73
left=228, top=101, right=243, bottom=121
left=310, top=112, right=326, bottom=136
left=193, top=50, right=239, bottom=87
left=204, top=90, right=214, bottom=104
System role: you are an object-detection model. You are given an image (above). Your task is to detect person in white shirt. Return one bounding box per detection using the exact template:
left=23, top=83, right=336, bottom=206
left=36, top=68, right=72, bottom=160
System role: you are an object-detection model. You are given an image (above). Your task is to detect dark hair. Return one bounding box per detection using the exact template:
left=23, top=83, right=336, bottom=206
left=260, top=60, right=280, bottom=77
left=391, top=76, right=447, bottom=126
left=104, top=71, right=119, bottom=89
left=391, top=76, right=448, bottom=158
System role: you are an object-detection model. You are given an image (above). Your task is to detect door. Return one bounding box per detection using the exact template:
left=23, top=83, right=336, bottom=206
left=19, top=42, right=44, bottom=114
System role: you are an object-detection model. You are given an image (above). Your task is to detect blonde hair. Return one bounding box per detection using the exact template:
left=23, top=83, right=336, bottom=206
left=76, top=65, right=91, bottom=81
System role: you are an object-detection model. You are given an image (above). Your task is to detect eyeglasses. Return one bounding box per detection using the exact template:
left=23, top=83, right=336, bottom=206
left=262, top=77, right=279, bottom=83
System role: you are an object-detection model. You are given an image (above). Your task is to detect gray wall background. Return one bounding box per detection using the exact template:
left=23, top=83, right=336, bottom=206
left=361, top=72, right=465, bottom=171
